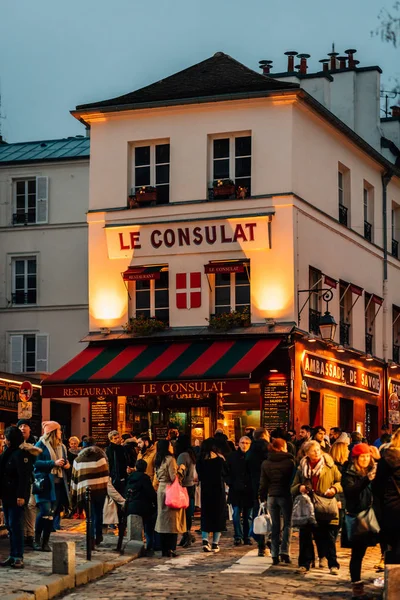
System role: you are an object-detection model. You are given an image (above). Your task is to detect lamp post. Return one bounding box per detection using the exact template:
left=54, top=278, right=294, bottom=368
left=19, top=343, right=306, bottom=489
left=318, top=289, right=337, bottom=342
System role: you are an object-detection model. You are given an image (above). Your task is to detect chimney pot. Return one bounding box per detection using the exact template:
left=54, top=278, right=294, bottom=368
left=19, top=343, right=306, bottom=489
left=391, top=105, right=400, bottom=117
left=284, top=51, right=298, bottom=72
left=297, top=53, right=310, bottom=75
left=259, top=60, right=273, bottom=75
left=328, top=51, right=339, bottom=70
left=319, top=59, right=329, bottom=73
left=338, top=56, right=347, bottom=69
left=345, top=48, right=357, bottom=68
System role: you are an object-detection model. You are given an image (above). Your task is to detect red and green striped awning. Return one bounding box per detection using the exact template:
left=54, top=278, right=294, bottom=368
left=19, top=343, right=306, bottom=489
left=42, top=338, right=281, bottom=398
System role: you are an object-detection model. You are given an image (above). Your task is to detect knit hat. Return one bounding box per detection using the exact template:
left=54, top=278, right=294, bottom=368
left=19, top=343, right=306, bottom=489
left=16, top=419, right=31, bottom=427
left=42, top=421, right=60, bottom=435
left=351, top=443, right=371, bottom=458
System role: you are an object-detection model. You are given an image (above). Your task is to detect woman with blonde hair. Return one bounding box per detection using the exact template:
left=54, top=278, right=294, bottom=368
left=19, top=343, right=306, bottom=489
left=33, top=422, right=70, bottom=551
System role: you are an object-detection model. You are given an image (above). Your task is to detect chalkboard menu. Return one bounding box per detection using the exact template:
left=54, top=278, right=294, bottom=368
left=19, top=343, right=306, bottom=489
left=90, top=396, right=116, bottom=446
left=154, top=425, right=169, bottom=440
left=262, top=380, right=290, bottom=430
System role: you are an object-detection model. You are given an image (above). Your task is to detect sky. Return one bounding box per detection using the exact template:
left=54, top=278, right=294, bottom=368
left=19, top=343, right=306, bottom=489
left=0, top=0, right=399, bottom=143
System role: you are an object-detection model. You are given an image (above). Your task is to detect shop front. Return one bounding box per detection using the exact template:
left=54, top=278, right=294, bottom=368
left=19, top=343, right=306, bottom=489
left=0, top=372, right=42, bottom=446
left=293, top=340, right=384, bottom=442
left=41, top=336, right=283, bottom=445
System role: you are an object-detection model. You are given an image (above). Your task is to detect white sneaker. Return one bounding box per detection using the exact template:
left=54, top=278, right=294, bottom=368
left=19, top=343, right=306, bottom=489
left=211, top=544, right=220, bottom=553
left=202, top=540, right=212, bottom=552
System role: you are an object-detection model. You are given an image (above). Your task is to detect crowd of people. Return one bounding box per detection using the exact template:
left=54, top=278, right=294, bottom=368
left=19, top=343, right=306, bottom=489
left=0, top=419, right=399, bottom=600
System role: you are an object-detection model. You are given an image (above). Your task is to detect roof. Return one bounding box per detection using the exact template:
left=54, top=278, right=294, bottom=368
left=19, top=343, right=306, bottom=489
left=75, top=52, right=299, bottom=111
left=0, top=136, right=90, bottom=165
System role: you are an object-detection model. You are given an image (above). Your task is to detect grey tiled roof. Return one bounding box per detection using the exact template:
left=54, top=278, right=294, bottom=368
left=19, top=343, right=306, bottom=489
left=0, top=136, right=90, bottom=164
left=76, top=52, right=299, bottom=111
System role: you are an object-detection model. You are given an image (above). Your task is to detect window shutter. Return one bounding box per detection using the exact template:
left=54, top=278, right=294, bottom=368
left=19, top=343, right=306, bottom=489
left=10, top=335, right=23, bottom=373
left=36, top=176, right=49, bottom=223
left=36, top=333, right=49, bottom=372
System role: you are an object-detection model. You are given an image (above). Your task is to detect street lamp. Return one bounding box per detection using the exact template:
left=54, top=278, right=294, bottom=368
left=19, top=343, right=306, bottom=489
left=318, top=310, right=337, bottom=342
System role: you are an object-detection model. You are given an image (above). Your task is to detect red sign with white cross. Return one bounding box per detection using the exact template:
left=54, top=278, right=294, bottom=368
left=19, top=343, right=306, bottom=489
left=176, top=273, right=201, bottom=309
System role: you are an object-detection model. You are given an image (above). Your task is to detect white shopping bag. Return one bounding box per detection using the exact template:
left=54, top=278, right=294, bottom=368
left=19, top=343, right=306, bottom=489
left=253, top=503, right=272, bottom=535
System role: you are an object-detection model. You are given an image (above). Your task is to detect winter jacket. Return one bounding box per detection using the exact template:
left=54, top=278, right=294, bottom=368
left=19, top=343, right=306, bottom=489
left=106, top=442, right=129, bottom=493
left=177, top=451, right=196, bottom=487
left=71, top=445, right=109, bottom=506
left=245, top=439, right=269, bottom=502
left=226, top=449, right=253, bottom=507
left=126, top=470, right=157, bottom=518
left=374, top=446, right=400, bottom=534
left=259, top=451, right=295, bottom=501
left=342, top=462, right=374, bottom=515
left=33, top=439, right=70, bottom=504
left=103, top=478, right=125, bottom=525
left=123, top=438, right=138, bottom=469
left=0, top=443, right=40, bottom=504
left=155, top=455, right=186, bottom=534
left=137, top=443, right=157, bottom=482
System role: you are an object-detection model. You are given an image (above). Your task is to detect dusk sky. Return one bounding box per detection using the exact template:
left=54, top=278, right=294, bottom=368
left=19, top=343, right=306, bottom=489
left=0, top=0, right=399, bottom=143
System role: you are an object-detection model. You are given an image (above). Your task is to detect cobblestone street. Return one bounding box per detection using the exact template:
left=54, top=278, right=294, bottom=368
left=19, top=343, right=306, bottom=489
left=59, top=519, right=384, bottom=600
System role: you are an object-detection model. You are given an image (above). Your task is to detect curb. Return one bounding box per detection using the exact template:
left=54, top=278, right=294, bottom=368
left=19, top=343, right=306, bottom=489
left=6, top=548, right=142, bottom=600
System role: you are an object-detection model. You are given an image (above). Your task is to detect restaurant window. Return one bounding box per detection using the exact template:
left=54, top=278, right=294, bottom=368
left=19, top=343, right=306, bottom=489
left=338, top=163, right=350, bottom=227
left=393, top=305, right=400, bottom=363
left=9, top=333, right=48, bottom=373
left=309, top=267, right=322, bottom=335
left=129, top=271, right=169, bottom=322
left=11, top=257, right=37, bottom=305
left=363, top=181, right=374, bottom=242
left=214, top=267, right=250, bottom=314
left=209, top=133, right=252, bottom=198
left=365, top=293, right=375, bottom=355
left=132, top=142, right=170, bottom=205
left=339, top=281, right=352, bottom=346
left=13, top=177, right=48, bottom=225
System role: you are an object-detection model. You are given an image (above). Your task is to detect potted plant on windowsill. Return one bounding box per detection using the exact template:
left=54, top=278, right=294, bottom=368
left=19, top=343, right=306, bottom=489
left=124, top=314, right=167, bottom=336
left=136, top=186, right=157, bottom=203
left=211, top=179, right=236, bottom=199
left=207, top=307, right=251, bottom=331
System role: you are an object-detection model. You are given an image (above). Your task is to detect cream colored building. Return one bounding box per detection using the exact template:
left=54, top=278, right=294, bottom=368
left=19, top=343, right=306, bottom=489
left=0, top=136, right=90, bottom=437
left=43, top=51, right=400, bottom=444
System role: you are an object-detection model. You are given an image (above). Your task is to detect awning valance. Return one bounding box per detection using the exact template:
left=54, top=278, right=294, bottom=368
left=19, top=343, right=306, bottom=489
left=122, top=266, right=163, bottom=281
left=204, top=261, right=248, bottom=274
left=41, top=338, right=281, bottom=398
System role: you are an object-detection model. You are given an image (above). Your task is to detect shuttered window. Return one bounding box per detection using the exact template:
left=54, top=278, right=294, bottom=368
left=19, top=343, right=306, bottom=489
left=10, top=333, right=49, bottom=373
left=13, top=176, right=48, bottom=225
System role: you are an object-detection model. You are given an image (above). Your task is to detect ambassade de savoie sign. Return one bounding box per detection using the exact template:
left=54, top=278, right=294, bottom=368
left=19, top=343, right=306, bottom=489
left=302, top=352, right=381, bottom=395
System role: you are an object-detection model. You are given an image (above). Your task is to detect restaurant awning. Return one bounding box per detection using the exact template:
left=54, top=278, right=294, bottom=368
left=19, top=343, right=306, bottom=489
left=42, top=338, right=281, bottom=398
left=122, top=266, right=164, bottom=281
left=204, top=261, right=248, bottom=274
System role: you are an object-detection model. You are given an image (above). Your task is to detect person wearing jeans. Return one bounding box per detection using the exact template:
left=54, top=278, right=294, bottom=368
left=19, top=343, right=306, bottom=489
left=259, top=437, right=295, bottom=564
left=246, top=428, right=270, bottom=556
left=226, top=437, right=253, bottom=545
left=126, top=459, right=158, bottom=555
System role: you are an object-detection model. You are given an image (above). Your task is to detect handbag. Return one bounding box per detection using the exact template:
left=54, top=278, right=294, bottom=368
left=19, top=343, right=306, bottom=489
left=165, top=477, right=189, bottom=509
left=32, top=472, right=48, bottom=495
left=253, top=503, right=272, bottom=535
left=291, top=493, right=317, bottom=528
left=312, top=493, right=339, bottom=522
left=345, top=506, right=380, bottom=547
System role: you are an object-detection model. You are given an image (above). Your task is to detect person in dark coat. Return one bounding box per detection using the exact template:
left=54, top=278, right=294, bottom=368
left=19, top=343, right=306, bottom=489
left=126, top=459, right=157, bottom=554
left=245, top=428, right=269, bottom=556
left=226, top=436, right=253, bottom=545
left=196, top=437, right=227, bottom=553
left=214, top=429, right=232, bottom=458
left=0, top=426, right=39, bottom=568
left=106, top=430, right=129, bottom=495
left=17, top=419, right=38, bottom=546
left=259, top=438, right=295, bottom=565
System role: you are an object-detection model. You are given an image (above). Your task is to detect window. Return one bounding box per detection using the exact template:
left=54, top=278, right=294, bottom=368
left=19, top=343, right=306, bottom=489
left=13, top=176, right=48, bottom=225
left=11, top=257, right=37, bottom=305
left=133, top=142, right=170, bottom=204
left=129, top=271, right=169, bottom=322
left=210, top=134, right=251, bottom=197
left=393, top=305, right=400, bottom=363
left=214, top=267, right=250, bottom=314
left=392, top=201, right=400, bottom=258
left=365, top=293, right=375, bottom=355
left=309, top=267, right=322, bottom=335
left=338, top=163, right=350, bottom=227
left=363, top=182, right=374, bottom=242
left=339, top=281, right=352, bottom=346
left=9, top=333, right=48, bottom=373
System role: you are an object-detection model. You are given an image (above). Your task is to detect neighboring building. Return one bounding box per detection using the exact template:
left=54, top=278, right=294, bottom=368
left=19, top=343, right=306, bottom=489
left=42, top=51, right=400, bottom=444
left=0, top=136, right=90, bottom=437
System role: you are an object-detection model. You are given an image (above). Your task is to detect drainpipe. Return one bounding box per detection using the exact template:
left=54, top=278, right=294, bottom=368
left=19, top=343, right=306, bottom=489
left=382, top=170, right=393, bottom=425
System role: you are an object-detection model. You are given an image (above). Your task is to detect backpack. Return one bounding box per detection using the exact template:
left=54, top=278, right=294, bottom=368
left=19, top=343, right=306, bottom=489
left=291, top=493, right=317, bottom=528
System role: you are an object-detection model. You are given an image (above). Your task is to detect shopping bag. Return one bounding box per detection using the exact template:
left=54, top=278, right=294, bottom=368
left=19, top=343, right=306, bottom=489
left=165, top=477, right=189, bottom=509
left=345, top=507, right=380, bottom=547
left=253, top=503, right=272, bottom=535
left=291, top=493, right=317, bottom=528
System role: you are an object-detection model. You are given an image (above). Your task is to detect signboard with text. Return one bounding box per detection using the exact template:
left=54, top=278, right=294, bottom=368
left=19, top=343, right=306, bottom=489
left=89, top=396, right=116, bottom=447
left=262, top=380, right=290, bottom=430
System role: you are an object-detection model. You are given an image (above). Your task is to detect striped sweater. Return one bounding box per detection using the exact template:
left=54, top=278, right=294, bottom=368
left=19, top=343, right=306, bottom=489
left=70, top=445, right=109, bottom=505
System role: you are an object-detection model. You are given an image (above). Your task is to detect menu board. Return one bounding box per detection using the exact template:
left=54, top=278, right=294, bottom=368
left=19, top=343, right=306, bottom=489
left=90, top=396, right=116, bottom=446
left=154, top=425, right=169, bottom=440
left=262, top=380, right=290, bottom=430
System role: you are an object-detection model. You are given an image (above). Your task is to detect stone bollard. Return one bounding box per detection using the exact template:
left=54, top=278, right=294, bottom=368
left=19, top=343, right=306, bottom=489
left=52, top=541, right=76, bottom=575
left=127, top=514, right=143, bottom=541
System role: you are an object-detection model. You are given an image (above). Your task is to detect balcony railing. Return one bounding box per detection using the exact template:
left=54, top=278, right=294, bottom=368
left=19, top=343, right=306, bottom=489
left=12, top=291, right=37, bottom=305
left=12, top=212, right=36, bottom=225
left=339, top=204, right=348, bottom=226
left=392, top=238, right=399, bottom=259
left=365, top=333, right=374, bottom=355
left=393, top=344, right=400, bottom=364
left=340, top=321, right=351, bottom=346
left=309, top=308, right=321, bottom=335
left=364, top=221, right=372, bottom=242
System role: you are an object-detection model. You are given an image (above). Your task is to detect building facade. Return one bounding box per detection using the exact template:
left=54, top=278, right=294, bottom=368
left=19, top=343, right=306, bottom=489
left=42, top=52, right=400, bottom=444
left=0, top=136, right=90, bottom=437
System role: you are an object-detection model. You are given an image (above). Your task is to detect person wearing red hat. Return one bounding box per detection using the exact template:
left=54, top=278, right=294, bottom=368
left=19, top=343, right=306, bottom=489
left=342, top=443, right=378, bottom=599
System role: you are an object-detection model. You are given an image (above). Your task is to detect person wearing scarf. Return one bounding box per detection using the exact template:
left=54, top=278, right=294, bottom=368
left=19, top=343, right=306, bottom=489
left=33, top=422, right=70, bottom=551
left=291, top=440, right=342, bottom=575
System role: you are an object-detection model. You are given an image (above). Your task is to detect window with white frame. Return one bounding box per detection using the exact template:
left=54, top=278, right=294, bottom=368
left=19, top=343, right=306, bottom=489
left=213, top=268, right=250, bottom=314
left=338, top=163, right=350, bottom=227
left=339, top=281, right=352, bottom=346
left=9, top=333, right=48, bottom=373
left=392, top=201, right=400, bottom=258
left=11, top=257, right=37, bottom=305
left=210, top=134, right=252, bottom=196
left=363, top=181, right=374, bottom=242
left=13, top=176, right=48, bottom=225
left=129, top=271, right=169, bottom=322
left=365, top=293, right=375, bottom=355
left=132, top=142, right=170, bottom=204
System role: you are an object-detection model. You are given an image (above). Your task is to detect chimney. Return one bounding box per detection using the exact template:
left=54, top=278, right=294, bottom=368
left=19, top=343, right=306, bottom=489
left=328, top=51, right=339, bottom=70
left=319, top=59, right=329, bottom=73
left=284, top=51, right=298, bottom=72
left=345, top=49, right=357, bottom=69
left=259, top=60, right=273, bottom=75
left=391, top=105, right=400, bottom=118
left=297, top=53, right=310, bottom=75
left=338, top=56, right=347, bottom=69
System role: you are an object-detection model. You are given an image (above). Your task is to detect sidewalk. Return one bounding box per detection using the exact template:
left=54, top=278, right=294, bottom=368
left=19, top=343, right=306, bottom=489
left=0, top=520, right=139, bottom=600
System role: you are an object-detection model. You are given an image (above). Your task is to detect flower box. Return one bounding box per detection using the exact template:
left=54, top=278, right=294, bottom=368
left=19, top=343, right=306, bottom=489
left=124, top=315, right=167, bottom=336
left=207, top=307, right=251, bottom=331
left=213, top=184, right=236, bottom=198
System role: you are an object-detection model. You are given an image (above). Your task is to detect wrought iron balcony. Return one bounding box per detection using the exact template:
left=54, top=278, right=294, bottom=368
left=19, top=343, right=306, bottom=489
left=339, top=204, right=348, bottom=226
left=364, top=221, right=372, bottom=242
left=12, top=212, right=36, bottom=225
left=393, top=344, right=400, bottom=364
left=309, top=308, right=321, bottom=335
left=12, top=291, right=37, bottom=305
left=392, top=238, right=399, bottom=259
left=340, top=321, right=351, bottom=346
left=365, top=333, right=374, bottom=355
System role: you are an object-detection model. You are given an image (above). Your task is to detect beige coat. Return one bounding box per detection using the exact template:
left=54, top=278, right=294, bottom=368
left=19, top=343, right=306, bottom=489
left=155, top=456, right=186, bottom=534
left=137, top=443, right=157, bottom=482
left=103, top=478, right=125, bottom=525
